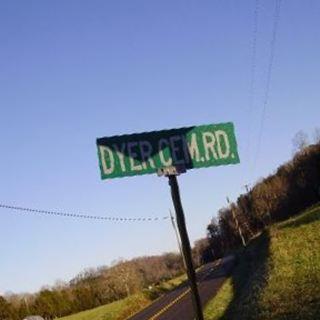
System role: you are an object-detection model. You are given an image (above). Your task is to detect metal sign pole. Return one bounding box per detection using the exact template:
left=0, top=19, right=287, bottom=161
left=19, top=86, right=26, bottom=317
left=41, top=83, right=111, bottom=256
left=168, top=174, right=204, bottom=320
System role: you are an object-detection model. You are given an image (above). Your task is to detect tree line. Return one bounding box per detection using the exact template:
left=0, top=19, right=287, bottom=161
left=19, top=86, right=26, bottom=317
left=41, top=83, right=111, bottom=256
left=0, top=253, right=184, bottom=320
left=206, top=140, right=320, bottom=261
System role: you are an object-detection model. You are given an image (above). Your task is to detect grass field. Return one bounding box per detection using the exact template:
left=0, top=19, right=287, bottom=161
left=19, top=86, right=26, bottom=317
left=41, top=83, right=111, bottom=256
left=58, top=293, right=150, bottom=320
left=204, top=203, right=320, bottom=320
left=58, top=272, right=187, bottom=320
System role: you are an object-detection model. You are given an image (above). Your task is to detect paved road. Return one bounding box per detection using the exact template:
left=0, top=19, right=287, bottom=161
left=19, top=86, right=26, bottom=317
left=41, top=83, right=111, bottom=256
left=128, top=256, right=235, bottom=320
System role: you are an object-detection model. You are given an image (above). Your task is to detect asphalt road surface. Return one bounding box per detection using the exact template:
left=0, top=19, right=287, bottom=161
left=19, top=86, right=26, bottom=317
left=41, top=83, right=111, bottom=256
left=128, top=255, right=235, bottom=320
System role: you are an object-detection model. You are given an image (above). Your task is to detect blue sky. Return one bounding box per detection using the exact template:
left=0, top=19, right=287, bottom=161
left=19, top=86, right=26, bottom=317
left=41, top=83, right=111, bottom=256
left=0, top=0, right=319, bottom=294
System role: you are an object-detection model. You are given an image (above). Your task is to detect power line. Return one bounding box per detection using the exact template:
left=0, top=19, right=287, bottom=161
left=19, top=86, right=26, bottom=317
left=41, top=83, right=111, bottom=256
left=0, top=203, right=169, bottom=222
left=245, top=0, right=260, bottom=177
left=253, top=0, right=282, bottom=173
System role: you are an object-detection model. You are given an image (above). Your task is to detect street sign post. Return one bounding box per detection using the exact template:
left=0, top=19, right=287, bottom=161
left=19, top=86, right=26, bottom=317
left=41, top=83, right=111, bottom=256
left=168, top=171, right=204, bottom=320
left=96, top=122, right=240, bottom=320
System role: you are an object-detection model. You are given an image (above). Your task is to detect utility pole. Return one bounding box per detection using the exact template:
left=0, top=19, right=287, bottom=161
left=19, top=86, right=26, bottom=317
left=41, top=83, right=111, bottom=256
left=169, top=209, right=186, bottom=270
left=227, top=197, right=246, bottom=247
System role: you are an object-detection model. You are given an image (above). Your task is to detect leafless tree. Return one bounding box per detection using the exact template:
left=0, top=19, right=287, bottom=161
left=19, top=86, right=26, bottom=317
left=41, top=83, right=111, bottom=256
left=313, top=127, right=320, bottom=144
left=292, top=130, right=309, bottom=153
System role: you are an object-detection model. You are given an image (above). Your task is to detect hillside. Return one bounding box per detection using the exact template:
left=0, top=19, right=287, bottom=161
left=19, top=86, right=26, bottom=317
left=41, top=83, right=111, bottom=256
left=58, top=294, right=149, bottom=320
left=204, top=203, right=320, bottom=320
left=58, top=274, right=187, bottom=320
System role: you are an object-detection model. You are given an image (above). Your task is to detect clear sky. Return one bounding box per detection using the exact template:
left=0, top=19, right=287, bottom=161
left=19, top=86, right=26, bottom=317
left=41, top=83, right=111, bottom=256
left=0, top=0, right=319, bottom=294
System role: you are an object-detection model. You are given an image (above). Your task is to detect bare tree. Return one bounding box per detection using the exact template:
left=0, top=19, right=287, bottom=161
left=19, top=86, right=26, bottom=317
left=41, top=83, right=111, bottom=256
left=313, top=127, right=320, bottom=144
left=292, top=130, right=309, bottom=153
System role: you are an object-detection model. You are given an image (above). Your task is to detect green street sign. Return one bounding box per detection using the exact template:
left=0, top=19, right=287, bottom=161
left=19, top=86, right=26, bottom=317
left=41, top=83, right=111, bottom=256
left=96, top=122, right=240, bottom=179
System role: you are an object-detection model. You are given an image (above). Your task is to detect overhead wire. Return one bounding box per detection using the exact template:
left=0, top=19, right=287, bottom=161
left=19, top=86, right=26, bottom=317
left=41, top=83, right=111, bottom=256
left=252, top=0, right=282, bottom=174
left=245, top=0, right=260, bottom=180
left=0, top=203, right=169, bottom=222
